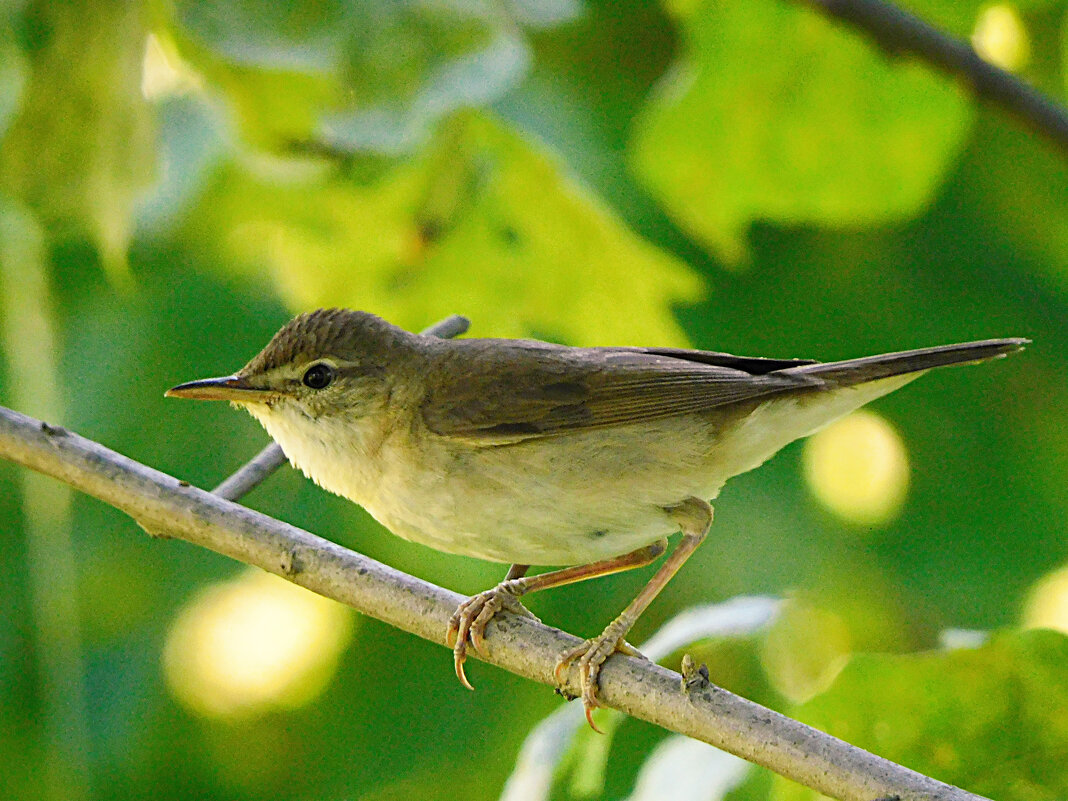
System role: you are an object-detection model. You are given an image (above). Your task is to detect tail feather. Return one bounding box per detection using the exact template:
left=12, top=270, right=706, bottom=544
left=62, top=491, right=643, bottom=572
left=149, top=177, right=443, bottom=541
left=780, top=338, right=1029, bottom=387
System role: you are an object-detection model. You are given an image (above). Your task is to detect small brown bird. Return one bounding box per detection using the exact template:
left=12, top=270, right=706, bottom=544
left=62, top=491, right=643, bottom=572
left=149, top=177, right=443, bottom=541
left=167, top=309, right=1027, bottom=724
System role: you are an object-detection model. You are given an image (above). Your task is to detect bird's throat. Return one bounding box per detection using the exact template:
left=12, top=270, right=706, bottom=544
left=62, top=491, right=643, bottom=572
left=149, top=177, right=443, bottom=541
left=244, top=403, right=388, bottom=505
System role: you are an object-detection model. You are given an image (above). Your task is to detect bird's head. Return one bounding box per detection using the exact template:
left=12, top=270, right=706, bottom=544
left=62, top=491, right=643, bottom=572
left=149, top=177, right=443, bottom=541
left=166, top=308, right=415, bottom=427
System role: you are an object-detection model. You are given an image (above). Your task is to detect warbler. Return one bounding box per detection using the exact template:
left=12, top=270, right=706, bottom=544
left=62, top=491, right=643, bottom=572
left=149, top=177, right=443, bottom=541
left=167, top=308, right=1026, bottom=724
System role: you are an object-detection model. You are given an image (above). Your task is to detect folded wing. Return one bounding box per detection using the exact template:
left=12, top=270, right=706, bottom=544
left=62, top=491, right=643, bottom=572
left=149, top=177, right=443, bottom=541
left=420, top=340, right=821, bottom=443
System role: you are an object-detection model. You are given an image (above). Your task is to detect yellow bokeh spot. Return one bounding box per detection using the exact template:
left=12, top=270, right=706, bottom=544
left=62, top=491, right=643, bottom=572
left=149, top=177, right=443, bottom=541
left=163, top=569, right=354, bottom=719
left=972, top=5, right=1030, bottom=73
left=802, top=410, right=910, bottom=526
left=1022, top=566, right=1068, bottom=634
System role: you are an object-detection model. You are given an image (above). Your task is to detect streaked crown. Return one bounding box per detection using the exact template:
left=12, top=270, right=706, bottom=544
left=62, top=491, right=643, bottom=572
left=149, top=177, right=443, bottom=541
left=240, top=308, right=409, bottom=376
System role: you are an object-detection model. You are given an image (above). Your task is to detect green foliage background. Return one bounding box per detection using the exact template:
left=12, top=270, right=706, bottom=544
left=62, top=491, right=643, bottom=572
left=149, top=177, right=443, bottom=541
left=1, top=0, right=1067, bottom=799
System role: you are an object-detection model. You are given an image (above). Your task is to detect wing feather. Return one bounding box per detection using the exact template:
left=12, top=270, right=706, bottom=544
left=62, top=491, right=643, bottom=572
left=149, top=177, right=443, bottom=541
left=420, top=339, right=821, bottom=443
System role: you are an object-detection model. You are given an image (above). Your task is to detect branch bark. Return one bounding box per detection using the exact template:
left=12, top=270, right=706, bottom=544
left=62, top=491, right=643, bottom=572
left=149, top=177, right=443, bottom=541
left=797, top=0, right=1068, bottom=156
left=0, top=402, right=990, bottom=801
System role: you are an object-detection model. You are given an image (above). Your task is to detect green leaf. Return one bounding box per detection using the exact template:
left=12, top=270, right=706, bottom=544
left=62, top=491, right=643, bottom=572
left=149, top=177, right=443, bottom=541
left=0, top=36, right=26, bottom=140
left=504, top=0, right=583, bottom=29
left=955, top=107, right=1068, bottom=281
left=773, top=629, right=1068, bottom=801
left=134, top=93, right=229, bottom=234
left=169, top=0, right=551, bottom=153
left=631, top=0, right=971, bottom=261
left=174, top=0, right=351, bottom=71
left=322, top=26, right=529, bottom=155
left=0, top=0, right=154, bottom=282
left=1064, top=7, right=1068, bottom=98
left=179, top=111, right=703, bottom=345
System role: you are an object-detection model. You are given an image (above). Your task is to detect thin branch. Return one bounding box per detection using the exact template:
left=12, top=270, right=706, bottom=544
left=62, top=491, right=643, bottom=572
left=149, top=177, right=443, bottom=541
left=212, top=314, right=471, bottom=502
left=418, top=313, right=472, bottom=341
left=798, top=0, right=1068, bottom=156
left=211, top=443, right=287, bottom=500
left=0, top=403, right=988, bottom=801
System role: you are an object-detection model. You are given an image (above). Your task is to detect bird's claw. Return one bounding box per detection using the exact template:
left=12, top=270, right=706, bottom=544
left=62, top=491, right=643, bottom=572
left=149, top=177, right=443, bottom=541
left=554, top=622, right=644, bottom=732
left=446, top=586, right=536, bottom=691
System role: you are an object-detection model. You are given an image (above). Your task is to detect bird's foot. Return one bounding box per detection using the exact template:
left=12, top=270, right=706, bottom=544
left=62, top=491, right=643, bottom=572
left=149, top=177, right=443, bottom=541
left=553, top=618, right=645, bottom=731
left=446, top=585, right=538, bottom=690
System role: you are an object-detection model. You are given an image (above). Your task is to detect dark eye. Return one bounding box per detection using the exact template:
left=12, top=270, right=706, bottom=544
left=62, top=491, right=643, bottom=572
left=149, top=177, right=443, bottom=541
left=302, top=363, right=334, bottom=390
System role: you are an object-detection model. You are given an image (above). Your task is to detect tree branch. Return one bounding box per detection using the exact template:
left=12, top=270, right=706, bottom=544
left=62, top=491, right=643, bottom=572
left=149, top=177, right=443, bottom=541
left=797, top=0, right=1068, bottom=156
left=0, top=402, right=990, bottom=801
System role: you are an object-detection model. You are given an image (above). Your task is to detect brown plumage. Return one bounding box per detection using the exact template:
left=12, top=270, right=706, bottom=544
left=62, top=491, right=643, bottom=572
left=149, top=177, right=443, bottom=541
left=241, top=308, right=1026, bottom=443
left=420, top=335, right=1025, bottom=441
left=241, top=308, right=410, bottom=376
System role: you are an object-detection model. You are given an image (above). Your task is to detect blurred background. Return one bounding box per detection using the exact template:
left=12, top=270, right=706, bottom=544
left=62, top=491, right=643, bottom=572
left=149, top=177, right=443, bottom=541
left=1, top=0, right=1067, bottom=799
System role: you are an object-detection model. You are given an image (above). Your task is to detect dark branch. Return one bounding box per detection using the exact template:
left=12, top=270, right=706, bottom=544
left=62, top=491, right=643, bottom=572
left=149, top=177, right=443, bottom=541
left=799, top=0, right=1068, bottom=155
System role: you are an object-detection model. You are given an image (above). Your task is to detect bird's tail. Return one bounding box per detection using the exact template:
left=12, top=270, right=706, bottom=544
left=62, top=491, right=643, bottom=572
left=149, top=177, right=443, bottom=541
left=780, top=338, right=1029, bottom=387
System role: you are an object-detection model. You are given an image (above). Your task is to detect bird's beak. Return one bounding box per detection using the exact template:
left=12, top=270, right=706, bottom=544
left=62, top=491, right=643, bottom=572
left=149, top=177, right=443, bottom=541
left=165, top=375, right=276, bottom=403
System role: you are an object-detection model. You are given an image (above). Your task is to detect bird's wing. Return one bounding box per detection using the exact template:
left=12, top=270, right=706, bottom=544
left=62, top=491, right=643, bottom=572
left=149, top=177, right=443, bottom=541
left=420, top=339, right=821, bottom=444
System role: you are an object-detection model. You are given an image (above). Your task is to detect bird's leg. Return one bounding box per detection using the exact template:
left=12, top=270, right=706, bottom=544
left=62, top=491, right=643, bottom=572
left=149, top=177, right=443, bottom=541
left=555, top=497, right=713, bottom=727
left=502, top=563, right=531, bottom=582
left=446, top=541, right=669, bottom=691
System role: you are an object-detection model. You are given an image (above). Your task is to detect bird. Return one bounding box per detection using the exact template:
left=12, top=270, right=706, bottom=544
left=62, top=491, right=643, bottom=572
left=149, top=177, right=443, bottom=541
left=166, top=308, right=1027, bottom=726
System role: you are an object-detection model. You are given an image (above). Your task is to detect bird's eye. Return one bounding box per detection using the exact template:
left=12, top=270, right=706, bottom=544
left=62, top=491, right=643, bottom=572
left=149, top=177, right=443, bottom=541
left=302, top=363, right=335, bottom=390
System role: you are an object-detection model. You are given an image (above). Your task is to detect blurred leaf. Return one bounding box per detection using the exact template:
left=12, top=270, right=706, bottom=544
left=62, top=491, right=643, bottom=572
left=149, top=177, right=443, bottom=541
left=773, top=629, right=1068, bottom=801
left=504, top=0, right=583, bottom=29
left=202, top=65, right=337, bottom=151
left=0, top=194, right=90, bottom=801
left=322, top=26, right=529, bottom=155
left=174, top=0, right=350, bottom=71
left=639, top=596, right=781, bottom=659
left=760, top=600, right=852, bottom=704
left=167, top=0, right=574, bottom=153
left=631, top=0, right=971, bottom=261
left=135, top=93, right=229, bottom=234
left=0, top=0, right=154, bottom=282
left=624, top=736, right=751, bottom=801
left=500, top=700, right=585, bottom=801
left=1063, top=8, right=1068, bottom=98
left=500, top=597, right=779, bottom=801
left=179, top=110, right=703, bottom=344
left=0, top=36, right=25, bottom=139
left=955, top=108, right=1068, bottom=281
